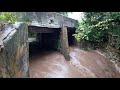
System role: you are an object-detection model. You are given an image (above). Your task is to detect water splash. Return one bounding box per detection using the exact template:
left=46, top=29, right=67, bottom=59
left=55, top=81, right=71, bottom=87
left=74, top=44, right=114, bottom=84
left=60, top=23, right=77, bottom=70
left=69, top=51, right=96, bottom=78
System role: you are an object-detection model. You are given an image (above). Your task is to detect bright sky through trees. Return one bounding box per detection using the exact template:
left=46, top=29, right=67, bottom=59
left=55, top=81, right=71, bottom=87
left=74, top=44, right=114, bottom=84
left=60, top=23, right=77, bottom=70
left=68, top=12, right=84, bottom=21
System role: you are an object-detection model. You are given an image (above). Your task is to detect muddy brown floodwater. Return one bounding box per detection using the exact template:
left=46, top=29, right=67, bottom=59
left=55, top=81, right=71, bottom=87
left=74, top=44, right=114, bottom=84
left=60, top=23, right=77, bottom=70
left=29, top=46, right=120, bottom=78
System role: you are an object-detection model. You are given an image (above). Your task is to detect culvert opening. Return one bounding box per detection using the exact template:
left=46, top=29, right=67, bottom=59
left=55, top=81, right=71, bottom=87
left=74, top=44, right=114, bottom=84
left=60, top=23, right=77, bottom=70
left=28, top=26, right=61, bottom=58
left=28, top=26, right=77, bottom=77
left=68, top=28, right=76, bottom=47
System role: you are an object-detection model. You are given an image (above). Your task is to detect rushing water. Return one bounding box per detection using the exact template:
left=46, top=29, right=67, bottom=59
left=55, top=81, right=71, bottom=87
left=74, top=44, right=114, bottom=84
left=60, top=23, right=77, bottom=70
left=29, top=46, right=120, bottom=78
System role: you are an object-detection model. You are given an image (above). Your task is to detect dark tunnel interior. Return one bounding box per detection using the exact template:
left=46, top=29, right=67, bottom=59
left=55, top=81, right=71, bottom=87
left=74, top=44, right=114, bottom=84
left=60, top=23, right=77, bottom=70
left=68, top=28, right=76, bottom=46
left=29, top=27, right=76, bottom=57
left=29, top=29, right=60, bottom=57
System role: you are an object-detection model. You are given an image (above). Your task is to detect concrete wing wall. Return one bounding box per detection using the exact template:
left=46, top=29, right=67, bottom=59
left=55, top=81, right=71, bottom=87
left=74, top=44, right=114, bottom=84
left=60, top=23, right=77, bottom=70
left=0, top=22, right=29, bottom=78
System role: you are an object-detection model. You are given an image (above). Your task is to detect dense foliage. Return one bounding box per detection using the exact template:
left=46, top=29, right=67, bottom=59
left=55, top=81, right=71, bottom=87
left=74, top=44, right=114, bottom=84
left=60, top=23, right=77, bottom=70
left=73, top=12, right=120, bottom=49
left=0, top=12, right=17, bottom=23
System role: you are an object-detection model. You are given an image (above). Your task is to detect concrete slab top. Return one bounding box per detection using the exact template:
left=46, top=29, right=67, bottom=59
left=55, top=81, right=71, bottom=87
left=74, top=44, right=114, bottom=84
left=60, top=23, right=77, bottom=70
left=26, top=12, right=78, bottom=28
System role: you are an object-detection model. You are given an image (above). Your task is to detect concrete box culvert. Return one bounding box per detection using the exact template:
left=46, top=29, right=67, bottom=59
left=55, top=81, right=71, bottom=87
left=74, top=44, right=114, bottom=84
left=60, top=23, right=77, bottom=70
left=0, top=12, right=78, bottom=78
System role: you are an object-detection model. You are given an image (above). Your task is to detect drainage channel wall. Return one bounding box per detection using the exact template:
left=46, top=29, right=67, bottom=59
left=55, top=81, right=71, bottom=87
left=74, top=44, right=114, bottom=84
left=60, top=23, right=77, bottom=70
left=0, top=22, right=29, bottom=78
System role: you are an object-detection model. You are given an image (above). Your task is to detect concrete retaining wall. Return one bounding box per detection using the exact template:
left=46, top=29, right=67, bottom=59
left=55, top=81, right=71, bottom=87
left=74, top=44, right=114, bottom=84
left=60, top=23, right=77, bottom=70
left=0, top=22, right=29, bottom=78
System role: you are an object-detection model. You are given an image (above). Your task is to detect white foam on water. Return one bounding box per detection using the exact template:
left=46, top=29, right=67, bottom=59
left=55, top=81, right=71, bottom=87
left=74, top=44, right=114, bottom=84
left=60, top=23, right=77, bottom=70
left=95, top=51, right=106, bottom=57
left=69, top=52, right=96, bottom=78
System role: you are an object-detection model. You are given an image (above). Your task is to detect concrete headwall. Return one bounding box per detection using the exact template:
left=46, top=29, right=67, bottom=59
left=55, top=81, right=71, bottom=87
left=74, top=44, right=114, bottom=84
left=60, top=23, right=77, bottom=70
left=16, top=12, right=78, bottom=28
left=0, top=22, right=29, bottom=78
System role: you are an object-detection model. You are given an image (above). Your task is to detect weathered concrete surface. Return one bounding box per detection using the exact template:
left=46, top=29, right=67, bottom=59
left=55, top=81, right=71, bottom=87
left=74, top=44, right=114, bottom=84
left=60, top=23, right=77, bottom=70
left=58, top=26, right=70, bottom=61
left=0, top=22, right=29, bottom=78
left=16, top=12, right=78, bottom=28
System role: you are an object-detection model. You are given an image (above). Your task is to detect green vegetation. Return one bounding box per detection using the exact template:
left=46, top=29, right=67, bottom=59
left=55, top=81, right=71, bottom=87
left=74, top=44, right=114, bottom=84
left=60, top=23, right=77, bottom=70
left=0, top=12, right=18, bottom=32
left=0, top=12, right=18, bottom=23
left=73, top=12, right=120, bottom=49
